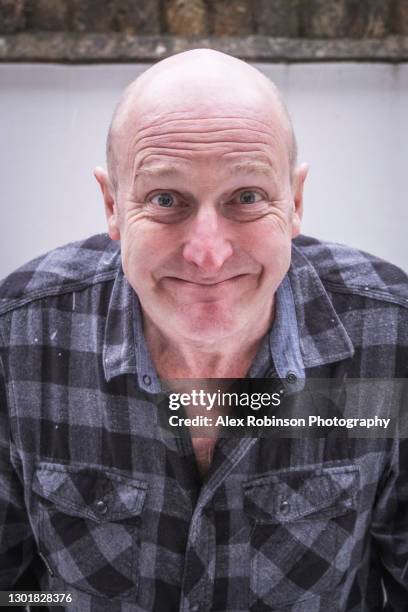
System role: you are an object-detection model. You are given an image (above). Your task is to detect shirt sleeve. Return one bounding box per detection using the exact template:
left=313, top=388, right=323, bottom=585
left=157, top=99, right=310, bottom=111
left=370, top=431, right=408, bottom=609
left=0, top=352, right=37, bottom=588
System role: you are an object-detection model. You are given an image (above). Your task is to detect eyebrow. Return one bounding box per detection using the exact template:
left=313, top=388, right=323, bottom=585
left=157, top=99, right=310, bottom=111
left=134, top=164, right=181, bottom=179
left=135, top=160, right=274, bottom=179
left=227, top=161, right=274, bottom=176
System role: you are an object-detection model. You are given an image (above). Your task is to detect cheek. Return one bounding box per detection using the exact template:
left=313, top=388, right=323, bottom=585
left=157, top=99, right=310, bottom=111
left=243, top=217, right=292, bottom=255
left=119, top=223, right=149, bottom=283
left=120, top=221, right=175, bottom=283
left=243, top=221, right=292, bottom=282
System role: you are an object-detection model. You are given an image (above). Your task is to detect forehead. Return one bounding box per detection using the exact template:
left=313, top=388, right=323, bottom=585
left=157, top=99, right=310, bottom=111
left=122, top=110, right=290, bottom=181
left=110, top=55, right=294, bottom=181
left=109, top=57, right=295, bottom=184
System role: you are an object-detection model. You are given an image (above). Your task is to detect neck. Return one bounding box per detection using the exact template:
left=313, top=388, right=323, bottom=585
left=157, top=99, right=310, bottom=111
left=143, top=302, right=274, bottom=379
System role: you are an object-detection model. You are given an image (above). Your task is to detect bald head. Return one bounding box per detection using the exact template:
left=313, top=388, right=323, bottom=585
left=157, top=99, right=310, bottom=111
left=106, top=49, right=297, bottom=191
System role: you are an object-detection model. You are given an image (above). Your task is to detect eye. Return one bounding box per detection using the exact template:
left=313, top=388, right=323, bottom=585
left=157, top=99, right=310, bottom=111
left=150, top=192, right=174, bottom=207
left=237, top=190, right=263, bottom=204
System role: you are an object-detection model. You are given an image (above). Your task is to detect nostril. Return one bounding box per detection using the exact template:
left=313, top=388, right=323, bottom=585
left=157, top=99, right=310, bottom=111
left=182, top=238, right=233, bottom=271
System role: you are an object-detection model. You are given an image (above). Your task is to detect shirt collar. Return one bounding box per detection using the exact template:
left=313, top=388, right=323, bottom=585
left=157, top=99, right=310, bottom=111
left=102, top=258, right=137, bottom=383
left=102, top=263, right=168, bottom=392
left=288, top=242, right=354, bottom=368
left=103, top=243, right=354, bottom=386
left=247, top=275, right=303, bottom=379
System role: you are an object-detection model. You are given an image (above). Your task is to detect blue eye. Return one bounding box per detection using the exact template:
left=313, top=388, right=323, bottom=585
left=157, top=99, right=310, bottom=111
left=239, top=191, right=261, bottom=204
left=152, top=193, right=174, bottom=207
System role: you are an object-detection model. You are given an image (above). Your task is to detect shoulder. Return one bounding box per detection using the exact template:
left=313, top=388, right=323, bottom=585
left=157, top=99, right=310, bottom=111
left=293, top=235, right=408, bottom=308
left=0, top=234, right=121, bottom=316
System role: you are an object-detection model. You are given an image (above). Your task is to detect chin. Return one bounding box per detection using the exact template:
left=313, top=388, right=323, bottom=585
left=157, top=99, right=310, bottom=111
left=177, top=303, right=238, bottom=340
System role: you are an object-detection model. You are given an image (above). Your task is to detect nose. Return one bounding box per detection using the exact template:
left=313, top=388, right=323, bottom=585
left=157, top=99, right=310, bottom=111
left=182, top=207, right=233, bottom=273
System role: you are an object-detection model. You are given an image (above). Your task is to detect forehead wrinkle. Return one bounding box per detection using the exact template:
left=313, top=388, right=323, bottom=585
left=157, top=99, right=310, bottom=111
left=134, top=113, right=278, bottom=136
left=130, top=129, right=275, bottom=152
left=131, top=141, right=277, bottom=171
left=131, top=110, right=282, bottom=138
left=126, top=114, right=288, bottom=189
left=123, top=114, right=284, bottom=163
left=128, top=120, right=283, bottom=158
left=130, top=143, right=285, bottom=187
left=130, top=146, right=285, bottom=188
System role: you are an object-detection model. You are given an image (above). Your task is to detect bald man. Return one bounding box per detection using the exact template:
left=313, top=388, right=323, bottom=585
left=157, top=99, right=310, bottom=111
left=0, top=50, right=407, bottom=611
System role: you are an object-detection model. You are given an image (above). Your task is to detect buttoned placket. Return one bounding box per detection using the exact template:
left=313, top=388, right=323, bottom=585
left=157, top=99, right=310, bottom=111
left=179, top=436, right=259, bottom=612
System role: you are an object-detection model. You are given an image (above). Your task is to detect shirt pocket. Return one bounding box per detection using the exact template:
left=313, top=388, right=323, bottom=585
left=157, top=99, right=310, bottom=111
left=32, top=461, right=148, bottom=601
left=243, top=465, right=359, bottom=610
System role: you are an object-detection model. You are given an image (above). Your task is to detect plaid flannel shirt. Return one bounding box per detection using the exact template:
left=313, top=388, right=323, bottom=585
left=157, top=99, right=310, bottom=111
left=0, top=233, right=407, bottom=612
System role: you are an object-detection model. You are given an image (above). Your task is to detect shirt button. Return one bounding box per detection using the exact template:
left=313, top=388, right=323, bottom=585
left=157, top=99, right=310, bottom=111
left=280, top=499, right=290, bottom=515
left=95, top=500, right=108, bottom=515
left=143, top=374, right=151, bottom=385
left=286, top=372, right=297, bottom=384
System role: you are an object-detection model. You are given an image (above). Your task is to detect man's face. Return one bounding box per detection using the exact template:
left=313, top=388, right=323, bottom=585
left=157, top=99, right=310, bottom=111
left=97, top=70, right=306, bottom=344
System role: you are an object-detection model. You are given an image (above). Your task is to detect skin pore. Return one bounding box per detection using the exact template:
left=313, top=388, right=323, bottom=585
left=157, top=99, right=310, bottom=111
left=94, top=49, right=308, bottom=381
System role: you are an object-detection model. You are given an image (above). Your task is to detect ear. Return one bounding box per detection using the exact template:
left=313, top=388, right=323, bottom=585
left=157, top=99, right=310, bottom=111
left=93, top=167, right=120, bottom=241
left=291, top=162, right=309, bottom=239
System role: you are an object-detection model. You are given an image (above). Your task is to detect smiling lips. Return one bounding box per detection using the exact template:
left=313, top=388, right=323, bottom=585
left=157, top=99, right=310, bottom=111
left=165, top=274, right=248, bottom=288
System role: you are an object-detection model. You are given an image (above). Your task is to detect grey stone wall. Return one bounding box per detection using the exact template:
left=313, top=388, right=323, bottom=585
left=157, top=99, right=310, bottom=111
left=0, top=0, right=407, bottom=61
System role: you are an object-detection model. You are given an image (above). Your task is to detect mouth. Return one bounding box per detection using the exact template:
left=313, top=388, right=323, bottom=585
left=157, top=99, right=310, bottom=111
left=165, top=274, right=248, bottom=287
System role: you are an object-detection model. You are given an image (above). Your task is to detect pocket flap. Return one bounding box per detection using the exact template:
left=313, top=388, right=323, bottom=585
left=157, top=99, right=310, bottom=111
left=33, top=462, right=148, bottom=523
left=243, top=465, right=359, bottom=523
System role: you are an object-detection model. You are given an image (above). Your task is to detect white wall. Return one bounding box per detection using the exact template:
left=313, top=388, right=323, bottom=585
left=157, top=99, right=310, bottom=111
left=0, top=62, right=407, bottom=279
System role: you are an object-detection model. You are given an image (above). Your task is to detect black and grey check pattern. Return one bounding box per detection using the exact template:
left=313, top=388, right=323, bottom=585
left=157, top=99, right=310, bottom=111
left=0, top=233, right=407, bottom=611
